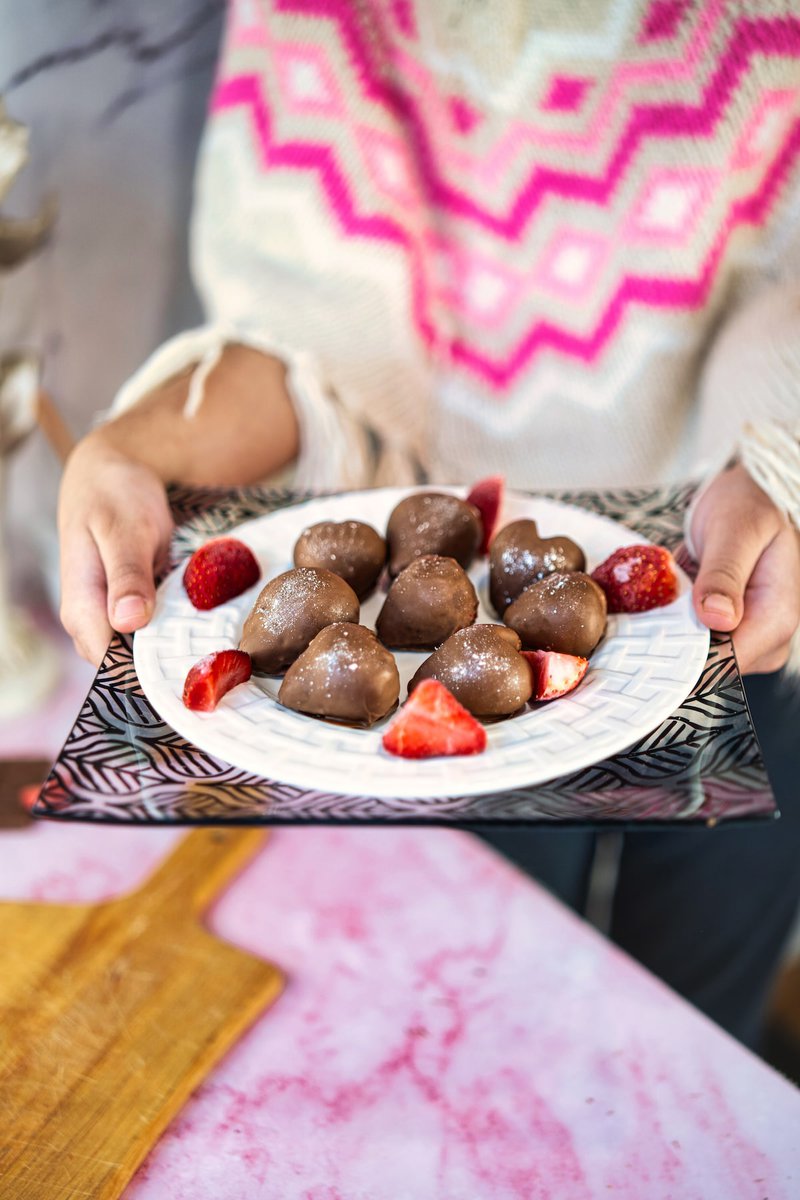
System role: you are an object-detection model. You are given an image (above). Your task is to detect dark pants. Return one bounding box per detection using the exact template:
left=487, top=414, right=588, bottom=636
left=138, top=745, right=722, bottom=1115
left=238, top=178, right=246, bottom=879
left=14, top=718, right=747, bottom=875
left=481, top=671, right=800, bottom=1049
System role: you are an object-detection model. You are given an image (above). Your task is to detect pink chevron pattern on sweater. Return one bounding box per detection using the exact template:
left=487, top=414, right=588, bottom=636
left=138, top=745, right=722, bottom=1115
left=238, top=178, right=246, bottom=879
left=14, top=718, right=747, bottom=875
left=212, top=0, right=800, bottom=390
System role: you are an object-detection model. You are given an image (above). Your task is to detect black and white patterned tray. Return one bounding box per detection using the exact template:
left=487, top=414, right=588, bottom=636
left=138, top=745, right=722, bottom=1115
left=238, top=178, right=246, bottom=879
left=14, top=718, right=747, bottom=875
left=34, top=485, right=776, bottom=827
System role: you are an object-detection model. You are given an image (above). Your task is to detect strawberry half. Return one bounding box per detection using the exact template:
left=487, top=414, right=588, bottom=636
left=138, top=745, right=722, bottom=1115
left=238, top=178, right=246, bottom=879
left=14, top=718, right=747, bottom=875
left=466, top=475, right=505, bottom=555
left=18, top=785, right=40, bottom=813
left=182, top=649, right=252, bottom=711
left=183, top=537, right=261, bottom=610
left=591, top=544, right=678, bottom=613
left=382, top=678, right=487, bottom=759
left=523, top=650, right=588, bottom=701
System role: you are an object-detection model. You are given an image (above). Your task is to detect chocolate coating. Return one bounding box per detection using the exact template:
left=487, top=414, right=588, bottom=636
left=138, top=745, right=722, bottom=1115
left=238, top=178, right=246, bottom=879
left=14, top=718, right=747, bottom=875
left=278, top=622, right=399, bottom=726
left=376, top=555, right=478, bottom=649
left=409, top=624, right=532, bottom=717
left=239, top=567, right=359, bottom=673
left=504, top=571, right=607, bottom=658
left=293, top=520, right=386, bottom=599
left=386, top=492, right=481, bottom=577
left=489, top=520, right=586, bottom=615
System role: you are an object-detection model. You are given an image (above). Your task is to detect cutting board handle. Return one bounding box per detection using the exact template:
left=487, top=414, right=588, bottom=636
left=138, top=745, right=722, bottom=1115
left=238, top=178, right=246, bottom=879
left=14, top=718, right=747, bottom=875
left=123, top=828, right=268, bottom=917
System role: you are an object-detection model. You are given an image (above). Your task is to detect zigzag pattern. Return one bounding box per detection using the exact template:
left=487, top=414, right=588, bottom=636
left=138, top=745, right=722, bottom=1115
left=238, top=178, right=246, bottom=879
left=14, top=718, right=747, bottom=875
left=267, top=5, right=799, bottom=231
left=212, top=1, right=800, bottom=387
left=452, top=117, right=800, bottom=385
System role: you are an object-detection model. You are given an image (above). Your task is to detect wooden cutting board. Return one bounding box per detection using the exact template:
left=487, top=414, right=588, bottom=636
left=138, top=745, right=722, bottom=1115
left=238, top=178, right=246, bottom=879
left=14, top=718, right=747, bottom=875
left=0, top=827, right=284, bottom=1200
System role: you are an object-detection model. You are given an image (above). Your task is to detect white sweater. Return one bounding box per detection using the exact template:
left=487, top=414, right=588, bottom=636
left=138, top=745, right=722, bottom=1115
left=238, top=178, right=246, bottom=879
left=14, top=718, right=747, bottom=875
left=113, top=0, right=800, bottom=520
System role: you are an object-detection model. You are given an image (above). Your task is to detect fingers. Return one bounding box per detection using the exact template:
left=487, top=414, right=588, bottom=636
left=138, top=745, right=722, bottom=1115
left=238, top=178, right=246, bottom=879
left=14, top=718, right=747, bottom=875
left=91, top=509, right=169, bottom=634
left=60, top=503, right=172, bottom=664
left=692, top=507, right=780, bottom=633
left=104, top=548, right=154, bottom=633
left=731, top=526, right=800, bottom=674
left=57, top=440, right=176, bottom=663
left=59, top=527, right=114, bottom=667
left=689, top=465, right=798, bottom=669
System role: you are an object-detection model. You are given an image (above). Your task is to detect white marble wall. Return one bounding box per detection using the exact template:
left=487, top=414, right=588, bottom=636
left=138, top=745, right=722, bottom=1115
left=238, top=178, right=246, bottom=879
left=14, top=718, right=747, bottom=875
left=0, top=0, right=223, bottom=601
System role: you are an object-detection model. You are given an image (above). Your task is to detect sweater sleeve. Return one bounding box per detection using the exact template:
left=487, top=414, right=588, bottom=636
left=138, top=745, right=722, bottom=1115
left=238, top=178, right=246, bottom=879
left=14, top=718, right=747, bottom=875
left=684, top=281, right=800, bottom=546
left=109, top=322, right=382, bottom=492
left=107, top=18, right=423, bottom=492
left=693, top=282, right=800, bottom=476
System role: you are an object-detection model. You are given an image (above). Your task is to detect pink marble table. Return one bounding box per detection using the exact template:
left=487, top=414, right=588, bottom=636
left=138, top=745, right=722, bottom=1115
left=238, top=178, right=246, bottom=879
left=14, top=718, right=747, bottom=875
left=4, top=821, right=799, bottom=1199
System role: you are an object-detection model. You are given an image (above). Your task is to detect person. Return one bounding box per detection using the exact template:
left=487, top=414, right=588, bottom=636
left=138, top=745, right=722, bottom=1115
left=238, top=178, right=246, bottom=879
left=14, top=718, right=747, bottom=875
left=59, top=1, right=800, bottom=1047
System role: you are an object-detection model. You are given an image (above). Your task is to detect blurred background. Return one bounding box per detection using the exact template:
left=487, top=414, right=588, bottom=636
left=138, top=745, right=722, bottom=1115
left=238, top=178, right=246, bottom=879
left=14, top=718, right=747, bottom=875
left=1, top=0, right=223, bottom=619
left=1, top=0, right=798, bottom=1080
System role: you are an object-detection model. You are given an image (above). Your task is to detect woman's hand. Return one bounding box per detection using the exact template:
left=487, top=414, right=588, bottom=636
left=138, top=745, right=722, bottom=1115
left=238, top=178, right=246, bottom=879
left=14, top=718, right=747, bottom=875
left=58, top=433, right=174, bottom=666
left=690, top=464, right=800, bottom=673
left=57, top=345, right=300, bottom=664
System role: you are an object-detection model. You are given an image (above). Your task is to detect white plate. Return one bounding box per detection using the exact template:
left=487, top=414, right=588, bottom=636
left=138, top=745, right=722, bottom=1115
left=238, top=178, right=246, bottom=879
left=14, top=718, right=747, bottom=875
left=134, top=487, right=710, bottom=798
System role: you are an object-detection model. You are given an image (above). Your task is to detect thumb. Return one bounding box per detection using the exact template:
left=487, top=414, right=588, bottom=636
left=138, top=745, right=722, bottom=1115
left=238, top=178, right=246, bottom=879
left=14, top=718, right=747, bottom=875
left=691, top=516, right=765, bottom=632
left=93, top=516, right=162, bottom=633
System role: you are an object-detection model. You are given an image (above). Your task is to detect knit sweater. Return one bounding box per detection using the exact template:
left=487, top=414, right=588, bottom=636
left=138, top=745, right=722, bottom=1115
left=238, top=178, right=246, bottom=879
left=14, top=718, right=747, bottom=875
left=114, top=0, right=800, bottom=503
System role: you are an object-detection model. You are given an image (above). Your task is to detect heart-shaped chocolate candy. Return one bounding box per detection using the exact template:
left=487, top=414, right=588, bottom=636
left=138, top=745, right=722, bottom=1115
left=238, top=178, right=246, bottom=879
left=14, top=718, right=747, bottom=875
left=293, top=520, right=386, bottom=599
left=503, top=571, right=607, bottom=658
left=376, top=555, right=478, bottom=649
left=489, top=520, right=586, bottom=614
left=239, top=567, right=359, bottom=673
left=409, top=624, right=532, bottom=717
left=279, top=622, right=399, bottom=726
left=386, top=492, right=481, bottom=577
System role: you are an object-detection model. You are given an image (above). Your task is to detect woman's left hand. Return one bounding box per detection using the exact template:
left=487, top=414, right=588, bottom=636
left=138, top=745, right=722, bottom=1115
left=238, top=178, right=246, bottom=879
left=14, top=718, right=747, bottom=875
left=689, top=464, right=800, bottom=674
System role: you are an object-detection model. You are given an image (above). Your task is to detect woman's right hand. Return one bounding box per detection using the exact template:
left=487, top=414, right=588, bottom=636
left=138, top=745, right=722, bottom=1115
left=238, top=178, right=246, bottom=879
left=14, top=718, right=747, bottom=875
left=58, top=432, right=174, bottom=665
left=58, top=345, right=300, bottom=664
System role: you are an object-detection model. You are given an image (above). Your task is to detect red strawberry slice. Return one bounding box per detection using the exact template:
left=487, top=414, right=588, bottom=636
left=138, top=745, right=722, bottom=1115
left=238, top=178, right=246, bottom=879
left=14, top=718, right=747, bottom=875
left=182, top=649, right=252, bottom=711
left=183, top=537, right=261, bottom=610
left=523, top=650, right=588, bottom=701
left=466, top=475, right=505, bottom=555
left=591, top=544, right=678, bottom=613
left=18, top=785, right=40, bottom=813
left=382, top=678, right=487, bottom=759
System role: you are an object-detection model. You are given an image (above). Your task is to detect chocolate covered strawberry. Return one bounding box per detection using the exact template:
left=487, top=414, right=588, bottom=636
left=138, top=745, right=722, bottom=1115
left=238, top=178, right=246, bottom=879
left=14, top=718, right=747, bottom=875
left=182, top=649, right=252, bottom=711
left=591, top=544, right=678, bottom=613
left=183, top=537, right=261, bottom=610
left=382, top=679, right=487, bottom=759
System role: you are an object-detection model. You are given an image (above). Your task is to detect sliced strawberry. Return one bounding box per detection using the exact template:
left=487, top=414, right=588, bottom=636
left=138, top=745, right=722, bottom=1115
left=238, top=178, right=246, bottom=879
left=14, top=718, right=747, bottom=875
left=523, top=650, right=588, bottom=701
left=382, top=678, right=487, bottom=759
left=183, top=537, right=261, bottom=610
left=18, top=785, right=40, bottom=813
left=466, top=475, right=505, bottom=555
left=182, top=649, right=252, bottom=711
left=591, top=543, right=678, bottom=613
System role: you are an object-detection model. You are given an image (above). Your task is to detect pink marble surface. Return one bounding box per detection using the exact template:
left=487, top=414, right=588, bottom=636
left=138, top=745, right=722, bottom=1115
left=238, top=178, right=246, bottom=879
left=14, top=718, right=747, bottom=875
left=3, top=820, right=798, bottom=1199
